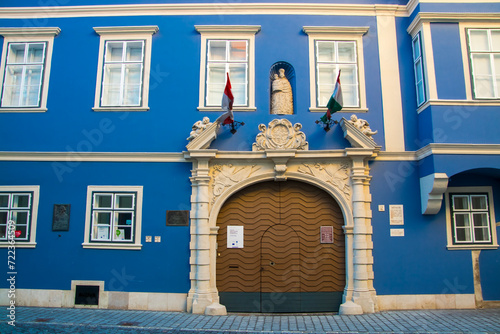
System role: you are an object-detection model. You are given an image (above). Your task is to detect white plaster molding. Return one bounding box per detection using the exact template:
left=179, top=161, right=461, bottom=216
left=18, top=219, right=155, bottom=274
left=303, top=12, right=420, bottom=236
left=0, top=27, right=61, bottom=36
left=408, top=12, right=500, bottom=36
left=340, top=117, right=378, bottom=149
left=252, top=119, right=308, bottom=151
left=195, top=25, right=261, bottom=34
left=303, top=26, right=369, bottom=35
left=186, top=122, right=220, bottom=151
left=420, top=173, right=449, bottom=215
left=93, top=26, right=158, bottom=35
left=0, top=4, right=408, bottom=19
left=210, top=163, right=262, bottom=205
left=297, top=162, right=351, bottom=200
left=0, top=151, right=186, bottom=162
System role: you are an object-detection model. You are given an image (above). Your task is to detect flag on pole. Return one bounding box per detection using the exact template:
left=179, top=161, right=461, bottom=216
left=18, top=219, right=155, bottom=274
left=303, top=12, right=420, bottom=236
left=219, top=73, right=234, bottom=125
left=320, top=70, right=343, bottom=124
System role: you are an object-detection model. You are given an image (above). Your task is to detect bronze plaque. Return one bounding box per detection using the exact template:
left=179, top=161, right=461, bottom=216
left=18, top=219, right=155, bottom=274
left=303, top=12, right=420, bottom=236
left=52, top=204, right=70, bottom=231
left=166, top=210, right=189, bottom=226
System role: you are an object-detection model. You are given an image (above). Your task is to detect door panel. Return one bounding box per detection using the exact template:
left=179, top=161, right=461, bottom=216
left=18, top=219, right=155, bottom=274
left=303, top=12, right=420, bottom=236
left=217, top=180, right=345, bottom=312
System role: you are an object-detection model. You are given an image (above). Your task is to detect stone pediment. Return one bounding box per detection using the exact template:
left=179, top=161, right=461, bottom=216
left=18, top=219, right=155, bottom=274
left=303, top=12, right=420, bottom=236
left=340, top=117, right=377, bottom=149
left=252, top=119, right=308, bottom=151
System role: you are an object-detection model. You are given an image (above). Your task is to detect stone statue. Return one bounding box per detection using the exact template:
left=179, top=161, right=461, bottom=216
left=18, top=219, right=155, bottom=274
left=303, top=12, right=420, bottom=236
left=271, top=68, right=293, bottom=115
left=187, top=117, right=212, bottom=141
left=349, top=115, right=377, bottom=138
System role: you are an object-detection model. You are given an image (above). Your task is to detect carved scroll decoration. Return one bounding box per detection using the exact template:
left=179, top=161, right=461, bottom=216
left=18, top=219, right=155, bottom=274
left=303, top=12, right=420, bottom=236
left=252, top=119, right=308, bottom=151
left=298, top=162, right=351, bottom=199
left=211, top=164, right=261, bottom=204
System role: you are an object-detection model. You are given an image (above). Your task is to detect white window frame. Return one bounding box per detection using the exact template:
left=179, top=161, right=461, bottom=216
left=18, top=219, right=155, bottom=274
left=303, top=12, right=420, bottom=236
left=459, top=23, right=500, bottom=103
left=196, top=25, right=260, bottom=112
left=93, top=26, right=158, bottom=112
left=304, top=26, right=368, bottom=113
left=412, top=32, right=427, bottom=107
left=83, top=186, right=143, bottom=250
left=445, top=186, right=498, bottom=250
left=0, top=186, right=40, bottom=248
left=466, top=28, right=500, bottom=100
left=0, top=27, right=60, bottom=113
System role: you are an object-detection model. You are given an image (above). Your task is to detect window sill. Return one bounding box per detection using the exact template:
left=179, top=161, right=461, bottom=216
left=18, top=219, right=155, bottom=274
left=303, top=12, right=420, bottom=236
left=0, top=242, right=36, bottom=248
left=309, top=107, right=368, bottom=113
left=82, top=242, right=142, bottom=250
left=197, top=106, right=257, bottom=112
left=0, top=108, right=47, bottom=113
left=93, top=107, right=149, bottom=112
left=447, top=244, right=498, bottom=250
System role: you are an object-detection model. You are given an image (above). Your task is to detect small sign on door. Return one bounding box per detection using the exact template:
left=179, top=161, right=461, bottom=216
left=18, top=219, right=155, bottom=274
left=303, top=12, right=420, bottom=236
left=320, top=226, right=334, bottom=244
left=227, top=226, right=244, bottom=248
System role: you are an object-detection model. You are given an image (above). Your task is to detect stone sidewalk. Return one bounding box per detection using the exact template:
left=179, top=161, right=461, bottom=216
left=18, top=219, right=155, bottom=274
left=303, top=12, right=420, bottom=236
left=2, top=307, right=500, bottom=333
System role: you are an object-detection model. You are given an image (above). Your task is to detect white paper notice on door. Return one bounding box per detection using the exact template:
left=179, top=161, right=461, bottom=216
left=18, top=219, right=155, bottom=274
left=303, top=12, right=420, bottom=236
left=227, top=226, right=244, bottom=248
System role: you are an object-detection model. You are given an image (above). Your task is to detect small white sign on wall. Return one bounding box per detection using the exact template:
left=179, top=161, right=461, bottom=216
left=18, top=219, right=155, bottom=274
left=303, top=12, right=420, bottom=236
left=390, top=228, right=405, bottom=237
left=389, top=204, right=404, bottom=225
left=227, top=226, right=244, bottom=248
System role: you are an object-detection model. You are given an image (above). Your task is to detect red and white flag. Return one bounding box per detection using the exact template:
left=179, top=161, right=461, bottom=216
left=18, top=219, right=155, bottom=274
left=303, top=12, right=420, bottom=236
left=218, top=73, right=234, bottom=125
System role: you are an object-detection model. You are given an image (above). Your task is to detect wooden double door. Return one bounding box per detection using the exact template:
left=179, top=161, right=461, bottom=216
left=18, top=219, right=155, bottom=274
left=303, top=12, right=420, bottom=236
left=216, top=181, right=345, bottom=313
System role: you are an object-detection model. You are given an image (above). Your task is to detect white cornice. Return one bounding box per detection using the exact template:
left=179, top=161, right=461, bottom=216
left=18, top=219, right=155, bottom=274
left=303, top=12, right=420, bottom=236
left=303, top=26, right=369, bottom=36
left=0, top=27, right=61, bottom=37
left=195, top=25, right=261, bottom=34
left=408, top=12, right=500, bottom=35
left=416, top=144, right=500, bottom=160
left=0, top=151, right=186, bottom=162
left=0, top=3, right=408, bottom=19
left=93, top=25, right=159, bottom=35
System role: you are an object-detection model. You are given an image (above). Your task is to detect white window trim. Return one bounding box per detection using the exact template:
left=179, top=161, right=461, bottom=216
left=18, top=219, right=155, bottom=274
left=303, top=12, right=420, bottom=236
left=459, top=22, right=500, bottom=102
left=445, top=186, right=498, bottom=250
left=303, top=26, right=368, bottom=113
left=83, top=186, right=143, bottom=250
left=196, top=25, right=260, bottom=112
left=0, top=185, right=40, bottom=248
left=0, top=27, right=60, bottom=113
left=92, top=26, right=158, bottom=112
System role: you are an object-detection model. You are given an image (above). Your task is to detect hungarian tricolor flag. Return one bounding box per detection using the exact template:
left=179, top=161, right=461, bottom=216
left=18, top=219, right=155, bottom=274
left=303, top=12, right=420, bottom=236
left=320, top=70, right=343, bottom=123
left=219, top=73, right=234, bottom=125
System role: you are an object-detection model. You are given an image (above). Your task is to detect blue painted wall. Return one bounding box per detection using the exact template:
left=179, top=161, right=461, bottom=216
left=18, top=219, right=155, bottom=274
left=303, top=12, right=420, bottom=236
left=0, top=161, right=192, bottom=292
left=431, top=23, right=466, bottom=100
left=371, top=161, right=474, bottom=295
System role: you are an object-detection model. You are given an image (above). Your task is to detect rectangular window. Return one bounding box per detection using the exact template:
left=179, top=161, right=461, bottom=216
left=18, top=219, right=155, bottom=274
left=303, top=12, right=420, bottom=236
left=316, top=41, right=359, bottom=108
left=1, top=42, right=46, bottom=108
left=412, top=33, right=427, bottom=106
left=92, top=26, right=158, bottom=112
left=0, top=186, right=39, bottom=248
left=101, top=40, right=144, bottom=107
left=0, top=192, right=33, bottom=241
left=90, top=192, right=136, bottom=242
left=450, top=193, right=492, bottom=244
left=206, top=39, right=248, bottom=107
left=0, top=27, right=59, bottom=112
left=468, top=28, right=500, bottom=99
left=83, top=185, right=143, bottom=250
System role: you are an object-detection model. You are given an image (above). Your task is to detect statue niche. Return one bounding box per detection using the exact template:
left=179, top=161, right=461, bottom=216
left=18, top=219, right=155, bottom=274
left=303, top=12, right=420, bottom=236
left=270, top=62, right=294, bottom=115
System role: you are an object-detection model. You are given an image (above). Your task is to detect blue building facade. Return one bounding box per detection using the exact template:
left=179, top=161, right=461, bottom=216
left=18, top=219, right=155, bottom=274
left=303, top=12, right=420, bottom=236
left=0, top=0, right=498, bottom=314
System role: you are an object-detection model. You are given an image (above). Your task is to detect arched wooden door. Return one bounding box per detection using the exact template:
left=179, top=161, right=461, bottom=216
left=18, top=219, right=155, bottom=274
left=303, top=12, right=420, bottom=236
left=216, top=180, right=345, bottom=312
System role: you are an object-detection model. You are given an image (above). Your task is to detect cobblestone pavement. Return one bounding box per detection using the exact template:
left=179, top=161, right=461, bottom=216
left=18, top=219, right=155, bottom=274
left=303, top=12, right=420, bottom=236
left=1, top=307, right=500, bottom=333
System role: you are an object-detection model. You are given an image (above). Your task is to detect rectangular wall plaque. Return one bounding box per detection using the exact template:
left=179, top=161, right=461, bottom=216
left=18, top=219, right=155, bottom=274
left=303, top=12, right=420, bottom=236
left=166, top=210, right=189, bottom=226
left=52, top=204, right=70, bottom=231
left=227, top=226, right=244, bottom=248
left=320, top=226, right=334, bottom=244
left=390, top=228, right=405, bottom=237
left=389, top=204, right=404, bottom=225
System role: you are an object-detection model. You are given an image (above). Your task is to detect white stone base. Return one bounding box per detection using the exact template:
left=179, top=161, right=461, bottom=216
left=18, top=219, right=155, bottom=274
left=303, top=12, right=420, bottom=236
left=377, top=294, right=476, bottom=311
left=339, top=301, right=363, bottom=315
left=205, top=302, right=227, bottom=315
left=0, top=288, right=187, bottom=312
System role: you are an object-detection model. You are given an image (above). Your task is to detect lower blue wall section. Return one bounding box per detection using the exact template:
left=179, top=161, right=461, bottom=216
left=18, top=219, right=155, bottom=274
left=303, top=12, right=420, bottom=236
left=370, top=161, right=474, bottom=295
left=0, top=161, right=192, bottom=293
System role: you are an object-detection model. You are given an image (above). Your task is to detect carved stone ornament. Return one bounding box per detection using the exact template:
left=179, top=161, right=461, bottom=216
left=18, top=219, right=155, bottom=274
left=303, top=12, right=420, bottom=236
left=298, top=162, right=351, bottom=199
left=252, top=119, right=308, bottom=151
left=211, top=164, right=261, bottom=204
left=187, top=117, right=212, bottom=141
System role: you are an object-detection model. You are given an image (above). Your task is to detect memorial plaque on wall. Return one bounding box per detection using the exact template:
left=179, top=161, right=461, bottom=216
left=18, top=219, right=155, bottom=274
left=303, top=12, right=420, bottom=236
left=166, top=210, right=189, bottom=226
left=320, top=226, right=334, bottom=244
left=52, top=204, right=70, bottom=231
